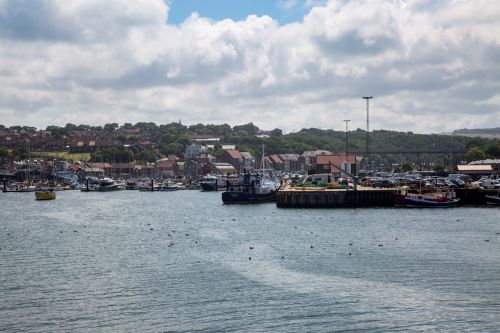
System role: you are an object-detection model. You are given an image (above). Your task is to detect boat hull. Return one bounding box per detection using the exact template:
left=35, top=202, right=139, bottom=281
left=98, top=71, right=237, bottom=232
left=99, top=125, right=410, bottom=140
left=404, top=198, right=459, bottom=208
left=35, top=191, right=56, bottom=200
left=200, top=182, right=225, bottom=191
left=222, top=191, right=276, bottom=204
left=394, top=193, right=459, bottom=208
left=95, top=185, right=122, bottom=192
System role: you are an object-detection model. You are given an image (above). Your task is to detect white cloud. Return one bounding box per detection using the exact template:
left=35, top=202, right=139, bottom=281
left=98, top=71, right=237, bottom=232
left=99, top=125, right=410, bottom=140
left=278, top=0, right=299, bottom=11
left=0, top=0, right=499, bottom=133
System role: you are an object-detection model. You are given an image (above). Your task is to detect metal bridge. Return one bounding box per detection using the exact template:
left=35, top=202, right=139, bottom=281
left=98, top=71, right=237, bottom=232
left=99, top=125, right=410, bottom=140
left=350, top=149, right=466, bottom=155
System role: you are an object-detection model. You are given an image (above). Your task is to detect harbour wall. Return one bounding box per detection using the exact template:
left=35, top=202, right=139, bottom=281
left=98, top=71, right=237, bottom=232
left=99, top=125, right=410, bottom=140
left=276, top=188, right=498, bottom=208
left=276, top=189, right=395, bottom=208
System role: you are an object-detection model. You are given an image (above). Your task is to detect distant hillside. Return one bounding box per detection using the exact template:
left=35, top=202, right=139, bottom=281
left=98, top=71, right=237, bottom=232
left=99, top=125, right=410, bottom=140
left=1, top=122, right=499, bottom=168
left=452, top=127, right=500, bottom=138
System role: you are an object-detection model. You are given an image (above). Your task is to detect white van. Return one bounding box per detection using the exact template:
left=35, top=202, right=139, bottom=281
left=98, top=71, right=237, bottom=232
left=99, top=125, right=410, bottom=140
left=302, top=173, right=335, bottom=186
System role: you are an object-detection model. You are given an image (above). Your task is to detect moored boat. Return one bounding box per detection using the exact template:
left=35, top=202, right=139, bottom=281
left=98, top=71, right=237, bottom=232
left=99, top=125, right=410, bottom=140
left=200, top=174, right=227, bottom=191
left=222, top=145, right=280, bottom=204
left=18, top=185, right=37, bottom=192
left=95, top=178, right=124, bottom=192
left=394, top=189, right=459, bottom=208
left=138, top=180, right=178, bottom=191
left=35, top=188, right=56, bottom=200
left=222, top=177, right=278, bottom=204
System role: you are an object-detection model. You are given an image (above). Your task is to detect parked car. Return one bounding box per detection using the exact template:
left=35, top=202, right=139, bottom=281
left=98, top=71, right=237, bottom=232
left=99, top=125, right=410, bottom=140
left=480, top=177, right=500, bottom=189
left=372, top=179, right=393, bottom=188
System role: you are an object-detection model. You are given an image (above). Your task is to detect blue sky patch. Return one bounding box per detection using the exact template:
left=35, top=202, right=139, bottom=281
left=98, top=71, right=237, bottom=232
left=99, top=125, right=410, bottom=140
left=167, top=0, right=315, bottom=25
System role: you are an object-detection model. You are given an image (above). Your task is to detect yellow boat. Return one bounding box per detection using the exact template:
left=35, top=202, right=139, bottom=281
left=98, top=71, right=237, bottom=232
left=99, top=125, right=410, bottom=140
left=35, top=189, right=56, bottom=200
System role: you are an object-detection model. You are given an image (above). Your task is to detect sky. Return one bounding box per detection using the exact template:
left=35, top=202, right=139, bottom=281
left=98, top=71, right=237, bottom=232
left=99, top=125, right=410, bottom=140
left=0, top=0, right=499, bottom=134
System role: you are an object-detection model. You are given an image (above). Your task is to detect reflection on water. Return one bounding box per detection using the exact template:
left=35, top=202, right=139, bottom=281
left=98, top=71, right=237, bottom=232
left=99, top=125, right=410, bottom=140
left=1, top=190, right=499, bottom=332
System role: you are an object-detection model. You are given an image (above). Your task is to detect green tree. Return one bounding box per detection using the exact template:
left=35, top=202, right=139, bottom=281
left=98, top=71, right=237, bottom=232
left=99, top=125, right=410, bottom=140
left=21, top=126, right=37, bottom=133
left=46, top=126, right=68, bottom=139
left=160, top=143, right=184, bottom=156
left=211, top=142, right=223, bottom=156
left=486, top=141, right=500, bottom=158
left=0, top=146, right=9, bottom=157
left=64, top=123, right=78, bottom=132
left=104, top=123, right=119, bottom=132
left=116, top=135, right=127, bottom=143
left=432, top=164, right=445, bottom=173
left=76, top=124, right=90, bottom=131
left=233, top=122, right=259, bottom=136
left=401, top=162, right=413, bottom=172
left=270, top=128, right=283, bottom=137
left=91, top=146, right=134, bottom=163
left=137, top=149, right=160, bottom=163
left=465, top=147, right=486, bottom=162
left=175, top=135, right=190, bottom=146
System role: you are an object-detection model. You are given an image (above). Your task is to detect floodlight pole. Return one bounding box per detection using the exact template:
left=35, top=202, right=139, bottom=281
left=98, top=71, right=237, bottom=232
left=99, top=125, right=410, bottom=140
left=343, top=119, right=350, bottom=154
left=363, top=96, right=373, bottom=173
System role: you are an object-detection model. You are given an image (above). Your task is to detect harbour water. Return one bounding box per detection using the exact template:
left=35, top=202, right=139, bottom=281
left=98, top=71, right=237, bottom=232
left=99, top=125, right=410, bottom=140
left=1, top=190, right=500, bottom=332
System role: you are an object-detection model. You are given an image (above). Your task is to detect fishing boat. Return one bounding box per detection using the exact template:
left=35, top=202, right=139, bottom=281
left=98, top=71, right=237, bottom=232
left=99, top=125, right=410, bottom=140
left=95, top=178, right=124, bottom=192
left=35, top=188, right=56, bottom=200
left=394, top=188, right=459, bottom=208
left=200, top=174, right=227, bottom=191
left=222, top=145, right=280, bottom=204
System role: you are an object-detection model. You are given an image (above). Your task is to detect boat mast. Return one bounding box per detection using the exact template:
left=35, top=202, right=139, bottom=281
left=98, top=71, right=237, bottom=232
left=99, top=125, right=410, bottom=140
left=261, top=144, right=265, bottom=176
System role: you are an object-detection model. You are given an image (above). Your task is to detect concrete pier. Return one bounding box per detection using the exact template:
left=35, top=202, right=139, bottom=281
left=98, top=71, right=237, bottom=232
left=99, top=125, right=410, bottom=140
left=276, top=187, right=499, bottom=208
left=276, top=188, right=395, bottom=208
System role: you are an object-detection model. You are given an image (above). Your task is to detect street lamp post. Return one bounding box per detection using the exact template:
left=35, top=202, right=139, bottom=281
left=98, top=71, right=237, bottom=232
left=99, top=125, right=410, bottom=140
left=343, top=119, right=350, bottom=154
left=362, top=96, right=373, bottom=173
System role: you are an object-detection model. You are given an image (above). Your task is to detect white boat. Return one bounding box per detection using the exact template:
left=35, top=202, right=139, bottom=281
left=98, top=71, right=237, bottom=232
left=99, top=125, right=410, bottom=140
left=139, top=180, right=178, bottom=191
left=200, top=174, right=227, bottom=191
left=95, top=178, right=124, bottom=192
left=18, top=185, right=37, bottom=192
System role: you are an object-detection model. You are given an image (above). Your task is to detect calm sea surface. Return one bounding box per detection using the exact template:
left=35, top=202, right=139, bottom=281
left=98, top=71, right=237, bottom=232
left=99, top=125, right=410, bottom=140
left=1, top=190, right=500, bottom=332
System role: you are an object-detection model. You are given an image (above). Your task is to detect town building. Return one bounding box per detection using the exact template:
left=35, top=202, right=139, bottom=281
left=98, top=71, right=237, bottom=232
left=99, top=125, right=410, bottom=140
left=219, top=149, right=242, bottom=172
left=315, top=154, right=358, bottom=178
left=300, top=150, right=332, bottom=173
